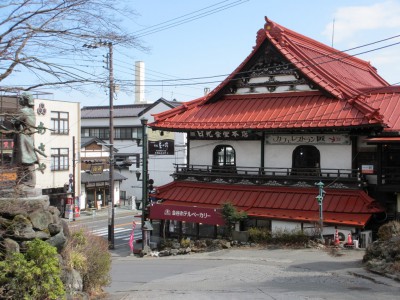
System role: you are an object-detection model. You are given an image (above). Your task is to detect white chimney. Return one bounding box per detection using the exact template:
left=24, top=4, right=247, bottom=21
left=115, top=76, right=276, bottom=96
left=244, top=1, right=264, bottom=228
left=135, top=61, right=146, bottom=104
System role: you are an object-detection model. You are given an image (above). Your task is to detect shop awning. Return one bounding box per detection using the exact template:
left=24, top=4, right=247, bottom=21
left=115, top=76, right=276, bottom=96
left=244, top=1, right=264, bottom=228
left=152, top=181, right=384, bottom=227
left=81, top=171, right=127, bottom=183
left=150, top=203, right=225, bottom=225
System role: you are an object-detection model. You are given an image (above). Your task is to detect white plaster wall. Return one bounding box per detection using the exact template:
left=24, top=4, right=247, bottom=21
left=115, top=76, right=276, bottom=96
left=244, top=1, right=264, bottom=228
left=271, top=220, right=302, bottom=232
left=265, top=144, right=352, bottom=170
left=190, top=140, right=261, bottom=167
left=34, top=99, right=80, bottom=194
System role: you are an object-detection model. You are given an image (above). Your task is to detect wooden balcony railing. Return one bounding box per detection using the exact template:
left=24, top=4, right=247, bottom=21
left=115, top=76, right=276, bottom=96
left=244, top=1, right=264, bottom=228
left=172, top=164, right=364, bottom=189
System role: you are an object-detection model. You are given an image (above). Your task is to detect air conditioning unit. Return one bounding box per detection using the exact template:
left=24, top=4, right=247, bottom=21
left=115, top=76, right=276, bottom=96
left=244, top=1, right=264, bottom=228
left=360, top=230, right=373, bottom=248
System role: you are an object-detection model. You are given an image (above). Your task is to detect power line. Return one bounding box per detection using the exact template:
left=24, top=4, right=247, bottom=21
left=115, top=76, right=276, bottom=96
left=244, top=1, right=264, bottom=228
left=132, top=0, right=249, bottom=38
left=115, top=34, right=400, bottom=87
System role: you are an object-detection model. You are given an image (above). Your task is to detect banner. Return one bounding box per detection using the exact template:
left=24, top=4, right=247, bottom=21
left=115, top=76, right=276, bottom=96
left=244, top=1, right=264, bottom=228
left=129, top=220, right=137, bottom=252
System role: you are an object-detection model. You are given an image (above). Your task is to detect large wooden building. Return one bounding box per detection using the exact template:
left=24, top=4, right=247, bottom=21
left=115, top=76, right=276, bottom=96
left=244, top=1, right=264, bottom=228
left=148, top=17, right=400, bottom=243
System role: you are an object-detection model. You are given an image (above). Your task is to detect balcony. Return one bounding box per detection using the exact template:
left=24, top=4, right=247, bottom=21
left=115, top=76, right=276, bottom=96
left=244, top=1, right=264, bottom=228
left=172, top=164, right=364, bottom=189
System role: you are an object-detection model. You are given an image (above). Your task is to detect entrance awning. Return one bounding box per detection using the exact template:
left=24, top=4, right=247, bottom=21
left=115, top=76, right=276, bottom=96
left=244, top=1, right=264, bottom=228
left=81, top=171, right=127, bottom=183
left=152, top=181, right=384, bottom=227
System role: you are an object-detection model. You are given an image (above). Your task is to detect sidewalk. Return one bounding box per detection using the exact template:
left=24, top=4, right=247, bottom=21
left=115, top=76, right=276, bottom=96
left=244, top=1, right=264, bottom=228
left=64, top=205, right=141, bottom=222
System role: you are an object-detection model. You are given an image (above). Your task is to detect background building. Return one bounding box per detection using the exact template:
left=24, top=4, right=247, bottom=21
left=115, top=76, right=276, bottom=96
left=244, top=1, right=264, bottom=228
left=0, top=94, right=80, bottom=216
left=81, top=98, right=186, bottom=208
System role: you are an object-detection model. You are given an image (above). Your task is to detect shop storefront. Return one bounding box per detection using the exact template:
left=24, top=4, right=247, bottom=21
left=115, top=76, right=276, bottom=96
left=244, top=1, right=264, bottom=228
left=149, top=203, right=226, bottom=240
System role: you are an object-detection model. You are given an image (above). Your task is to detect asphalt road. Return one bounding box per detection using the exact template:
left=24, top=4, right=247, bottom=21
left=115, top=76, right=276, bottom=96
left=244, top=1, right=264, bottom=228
left=69, top=211, right=400, bottom=300
left=105, top=246, right=400, bottom=300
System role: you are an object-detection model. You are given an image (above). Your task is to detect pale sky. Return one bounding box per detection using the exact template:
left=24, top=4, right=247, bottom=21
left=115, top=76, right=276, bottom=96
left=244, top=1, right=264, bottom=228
left=6, top=0, right=400, bottom=106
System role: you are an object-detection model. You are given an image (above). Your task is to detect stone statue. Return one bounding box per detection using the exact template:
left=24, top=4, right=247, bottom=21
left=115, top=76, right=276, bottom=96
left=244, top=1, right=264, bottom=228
left=12, top=93, right=40, bottom=191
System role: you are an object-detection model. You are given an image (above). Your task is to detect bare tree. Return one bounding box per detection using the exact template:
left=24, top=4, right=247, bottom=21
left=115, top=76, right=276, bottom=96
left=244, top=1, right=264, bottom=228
left=0, top=0, right=145, bottom=92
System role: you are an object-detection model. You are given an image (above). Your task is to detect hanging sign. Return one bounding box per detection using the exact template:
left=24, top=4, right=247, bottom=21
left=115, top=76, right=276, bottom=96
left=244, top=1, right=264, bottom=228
left=148, top=129, right=175, bottom=155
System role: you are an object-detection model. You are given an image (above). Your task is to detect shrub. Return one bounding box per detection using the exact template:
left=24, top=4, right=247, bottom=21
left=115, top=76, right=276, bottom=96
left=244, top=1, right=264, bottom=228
left=248, top=227, right=271, bottom=243
left=0, top=239, right=65, bottom=300
left=62, top=228, right=111, bottom=295
left=272, top=229, right=310, bottom=245
left=221, top=202, right=247, bottom=237
left=180, top=237, right=191, bottom=248
left=248, top=227, right=310, bottom=245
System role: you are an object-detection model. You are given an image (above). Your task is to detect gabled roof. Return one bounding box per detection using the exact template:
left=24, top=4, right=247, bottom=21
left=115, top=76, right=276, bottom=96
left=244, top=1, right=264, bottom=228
left=82, top=97, right=182, bottom=119
left=151, top=17, right=400, bottom=132
left=155, top=181, right=383, bottom=227
left=80, top=136, right=118, bottom=152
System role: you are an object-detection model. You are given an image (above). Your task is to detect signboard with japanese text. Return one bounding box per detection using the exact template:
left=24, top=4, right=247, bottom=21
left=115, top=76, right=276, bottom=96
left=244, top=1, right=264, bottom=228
left=90, top=164, right=104, bottom=174
left=361, top=164, right=374, bottom=174
left=190, top=130, right=260, bottom=140
left=266, top=134, right=350, bottom=145
left=148, top=129, right=175, bottom=155
left=149, top=203, right=225, bottom=225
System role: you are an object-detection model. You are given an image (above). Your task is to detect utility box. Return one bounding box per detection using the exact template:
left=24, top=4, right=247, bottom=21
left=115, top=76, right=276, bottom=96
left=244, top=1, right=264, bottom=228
left=360, top=230, right=372, bottom=248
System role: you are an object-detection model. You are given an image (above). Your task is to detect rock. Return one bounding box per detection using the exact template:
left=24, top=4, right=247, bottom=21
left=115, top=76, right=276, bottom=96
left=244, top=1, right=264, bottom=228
left=3, top=237, right=20, bottom=254
left=35, top=231, right=51, bottom=239
left=48, top=223, right=63, bottom=236
left=47, top=231, right=67, bottom=251
left=47, top=205, right=62, bottom=224
left=0, top=216, right=12, bottom=229
left=0, top=196, right=50, bottom=218
left=170, top=249, right=179, bottom=256
left=158, top=250, right=171, bottom=257
left=5, top=214, right=36, bottom=240
left=222, top=241, right=231, bottom=249
left=62, top=268, right=83, bottom=293
left=363, top=221, right=400, bottom=280
left=29, top=209, right=53, bottom=230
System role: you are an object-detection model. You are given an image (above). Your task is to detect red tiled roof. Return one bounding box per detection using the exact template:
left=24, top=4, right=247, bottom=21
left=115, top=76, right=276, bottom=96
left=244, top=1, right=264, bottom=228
left=151, top=18, right=400, bottom=132
left=152, top=92, right=386, bottom=130
left=155, top=181, right=383, bottom=227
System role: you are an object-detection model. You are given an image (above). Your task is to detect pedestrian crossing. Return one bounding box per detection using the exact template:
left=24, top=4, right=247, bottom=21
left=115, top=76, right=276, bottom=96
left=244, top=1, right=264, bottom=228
left=90, top=227, right=143, bottom=242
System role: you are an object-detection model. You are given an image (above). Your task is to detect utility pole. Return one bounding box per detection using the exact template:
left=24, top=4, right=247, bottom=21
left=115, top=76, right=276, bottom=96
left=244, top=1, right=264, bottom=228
left=83, top=41, right=115, bottom=249
left=140, top=117, right=148, bottom=251
left=72, top=136, right=76, bottom=222
left=108, top=41, right=115, bottom=250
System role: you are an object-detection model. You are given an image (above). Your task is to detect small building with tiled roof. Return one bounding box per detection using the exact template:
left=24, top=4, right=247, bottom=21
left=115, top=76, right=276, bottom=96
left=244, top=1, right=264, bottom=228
left=148, top=17, right=400, bottom=244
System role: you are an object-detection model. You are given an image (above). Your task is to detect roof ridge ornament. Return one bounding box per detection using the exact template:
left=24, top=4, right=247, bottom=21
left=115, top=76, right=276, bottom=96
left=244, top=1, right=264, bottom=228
left=264, top=16, right=284, bottom=42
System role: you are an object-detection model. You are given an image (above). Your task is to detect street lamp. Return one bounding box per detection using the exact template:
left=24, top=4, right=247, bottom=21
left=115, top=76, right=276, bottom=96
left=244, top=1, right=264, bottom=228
left=83, top=41, right=115, bottom=249
left=140, top=117, right=148, bottom=251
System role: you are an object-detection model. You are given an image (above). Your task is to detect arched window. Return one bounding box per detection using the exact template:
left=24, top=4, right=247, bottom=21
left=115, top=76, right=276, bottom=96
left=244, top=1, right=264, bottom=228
left=213, top=145, right=236, bottom=168
left=292, top=145, right=320, bottom=175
